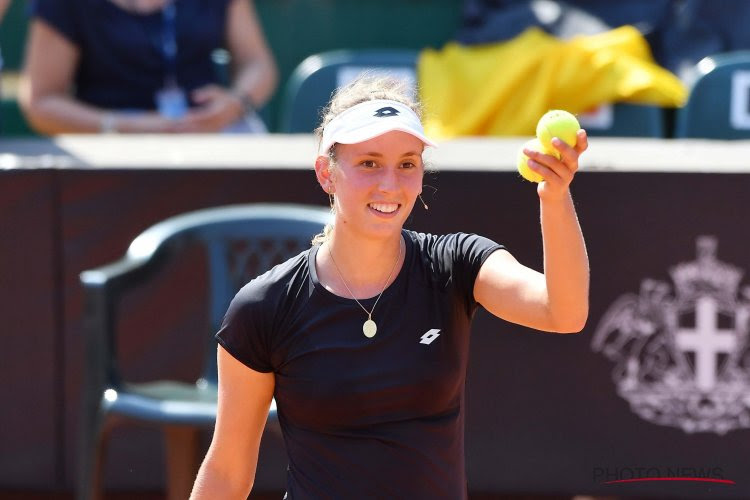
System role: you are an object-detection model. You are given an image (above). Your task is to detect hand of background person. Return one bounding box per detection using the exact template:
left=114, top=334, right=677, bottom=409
left=179, top=84, right=245, bottom=133
left=114, top=111, right=187, bottom=133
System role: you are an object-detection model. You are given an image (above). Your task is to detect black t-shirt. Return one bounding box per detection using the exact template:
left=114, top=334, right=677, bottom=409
left=217, top=229, right=504, bottom=499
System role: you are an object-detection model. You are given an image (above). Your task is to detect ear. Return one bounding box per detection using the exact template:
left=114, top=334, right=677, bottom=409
left=314, top=156, right=335, bottom=194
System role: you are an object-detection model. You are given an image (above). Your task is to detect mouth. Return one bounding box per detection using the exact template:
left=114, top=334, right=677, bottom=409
left=368, top=202, right=401, bottom=217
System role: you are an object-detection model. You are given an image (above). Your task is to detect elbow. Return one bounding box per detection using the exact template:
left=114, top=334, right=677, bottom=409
left=551, top=306, right=588, bottom=334
left=18, top=81, right=55, bottom=135
left=557, top=317, right=587, bottom=334
left=19, top=103, right=48, bottom=135
left=17, top=76, right=36, bottom=122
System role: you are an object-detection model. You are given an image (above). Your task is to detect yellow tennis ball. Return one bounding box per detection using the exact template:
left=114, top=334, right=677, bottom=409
left=517, top=138, right=546, bottom=183
left=536, top=110, right=580, bottom=151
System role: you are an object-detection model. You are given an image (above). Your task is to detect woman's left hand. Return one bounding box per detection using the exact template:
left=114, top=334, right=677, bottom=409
left=178, top=84, right=244, bottom=132
left=524, top=129, right=588, bottom=202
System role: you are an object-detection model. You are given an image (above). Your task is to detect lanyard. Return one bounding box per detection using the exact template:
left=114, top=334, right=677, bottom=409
left=161, top=1, right=178, bottom=85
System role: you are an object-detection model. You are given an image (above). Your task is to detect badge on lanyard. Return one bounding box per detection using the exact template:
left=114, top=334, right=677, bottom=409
left=154, top=1, right=188, bottom=119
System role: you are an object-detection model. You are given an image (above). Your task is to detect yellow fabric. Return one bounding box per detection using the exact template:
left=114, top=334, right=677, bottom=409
left=417, top=26, right=687, bottom=138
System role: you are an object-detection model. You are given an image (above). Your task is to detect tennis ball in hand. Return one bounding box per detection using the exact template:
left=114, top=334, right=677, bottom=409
left=517, top=138, right=546, bottom=183
left=536, top=110, right=580, bottom=151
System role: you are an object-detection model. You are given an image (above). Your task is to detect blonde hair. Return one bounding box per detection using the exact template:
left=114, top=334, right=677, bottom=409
left=311, top=74, right=424, bottom=246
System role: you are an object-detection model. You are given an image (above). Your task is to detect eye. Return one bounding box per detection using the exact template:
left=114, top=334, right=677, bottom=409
left=401, top=158, right=423, bottom=170
left=360, top=160, right=378, bottom=168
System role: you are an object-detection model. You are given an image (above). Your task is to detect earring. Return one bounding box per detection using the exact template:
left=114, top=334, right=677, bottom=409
left=329, top=193, right=335, bottom=209
left=418, top=194, right=429, bottom=210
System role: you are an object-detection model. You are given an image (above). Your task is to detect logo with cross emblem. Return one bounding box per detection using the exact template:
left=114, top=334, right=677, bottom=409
left=592, top=236, right=750, bottom=435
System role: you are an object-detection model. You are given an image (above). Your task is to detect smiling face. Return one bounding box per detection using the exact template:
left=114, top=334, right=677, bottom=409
left=317, top=130, right=425, bottom=242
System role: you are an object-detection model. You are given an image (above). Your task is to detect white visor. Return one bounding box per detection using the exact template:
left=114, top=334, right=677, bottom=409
left=318, top=99, right=437, bottom=156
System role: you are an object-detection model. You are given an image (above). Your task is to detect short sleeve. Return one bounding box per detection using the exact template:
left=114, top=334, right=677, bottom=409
left=437, top=232, right=504, bottom=314
left=31, top=0, right=82, bottom=45
left=215, top=282, right=274, bottom=373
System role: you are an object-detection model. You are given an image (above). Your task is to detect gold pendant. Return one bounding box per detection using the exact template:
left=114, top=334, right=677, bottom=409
left=363, top=319, right=377, bottom=338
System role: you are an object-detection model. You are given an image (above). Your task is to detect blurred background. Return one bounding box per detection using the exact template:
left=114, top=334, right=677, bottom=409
left=1, top=1, right=750, bottom=500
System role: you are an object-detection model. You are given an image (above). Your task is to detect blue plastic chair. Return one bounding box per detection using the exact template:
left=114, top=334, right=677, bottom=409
left=278, top=49, right=419, bottom=133
left=675, top=51, right=750, bottom=139
left=78, top=203, right=332, bottom=500
left=578, top=102, right=665, bottom=138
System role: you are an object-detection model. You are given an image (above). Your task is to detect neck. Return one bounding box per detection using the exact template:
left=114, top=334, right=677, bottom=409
left=319, top=229, right=404, bottom=299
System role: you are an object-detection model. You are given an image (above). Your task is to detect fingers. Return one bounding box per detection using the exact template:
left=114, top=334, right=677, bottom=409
left=523, top=147, right=573, bottom=183
left=549, top=139, right=579, bottom=173
left=526, top=157, right=567, bottom=185
left=191, top=84, right=223, bottom=104
left=178, top=115, right=217, bottom=133
left=520, top=128, right=588, bottom=201
left=574, top=129, right=588, bottom=154
left=551, top=130, right=586, bottom=167
left=180, top=108, right=231, bottom=132
left=523, top=128, right=587, bottom=185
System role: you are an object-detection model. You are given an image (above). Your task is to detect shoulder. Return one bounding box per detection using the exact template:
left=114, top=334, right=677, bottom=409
left=31, top=0, right=76, bottom=29
left=405, top=230, right=503, bottom=263
left=218, top=245, right=313, bottom=373
left=31, top=0, right=105, bottom=44
left=404, top=230, right=504, bottom=312
left=232, top=248, right=312, bottom=311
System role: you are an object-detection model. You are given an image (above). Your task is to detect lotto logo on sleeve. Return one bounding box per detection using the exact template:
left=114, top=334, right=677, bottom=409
left=420, top=329, right=441, bottom=345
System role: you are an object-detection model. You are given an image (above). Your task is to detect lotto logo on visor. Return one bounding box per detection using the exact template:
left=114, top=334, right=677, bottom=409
left=318, top=99, right=437, bottom=156
left=374, top=106, right=399, bottom=117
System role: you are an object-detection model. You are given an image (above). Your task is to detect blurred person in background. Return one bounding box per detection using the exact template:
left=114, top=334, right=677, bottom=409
left=457, top=0, right=750, bottom=79
left=19, top=0, right=277, bottom=134
left=0, top=0, right=12, bottom=133
left=0, top=0, right=10, bottom=63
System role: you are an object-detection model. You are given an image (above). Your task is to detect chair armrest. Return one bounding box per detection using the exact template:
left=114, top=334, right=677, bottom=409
left=79, top=243, right=178, bottom=394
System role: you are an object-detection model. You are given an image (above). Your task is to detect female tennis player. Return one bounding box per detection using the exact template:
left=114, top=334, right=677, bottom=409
left=190, top=76, right=589, bottom=499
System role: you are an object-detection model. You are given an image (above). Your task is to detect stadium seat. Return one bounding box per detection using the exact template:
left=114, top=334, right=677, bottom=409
left=578, top=102, right=665, bottom=138
left=279, top=49, right=669, bottom=139
left=674, top=51, right=750, bottom=139
left=78, top=204, right=332, bottom=500
left=278, top=49, right=419, bottom=133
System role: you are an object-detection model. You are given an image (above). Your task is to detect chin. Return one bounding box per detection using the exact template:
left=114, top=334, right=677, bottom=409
left=362, top=221, right=405, bottom=240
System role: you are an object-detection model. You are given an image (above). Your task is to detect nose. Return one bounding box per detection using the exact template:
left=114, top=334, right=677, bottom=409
left=377, top=166, right=399, bottom=193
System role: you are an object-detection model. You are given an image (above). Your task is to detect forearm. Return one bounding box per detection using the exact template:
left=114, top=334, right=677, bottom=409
left=20, top=92, right=172, bottom=134
left=20, top=93, right=109, bottom=134
left=231, top=57, right=278, bottom=110
left=540, top=190, right=589, bottom=331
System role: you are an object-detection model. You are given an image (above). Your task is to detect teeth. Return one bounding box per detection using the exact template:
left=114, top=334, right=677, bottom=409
left=369, top=203, right=398, bottom=214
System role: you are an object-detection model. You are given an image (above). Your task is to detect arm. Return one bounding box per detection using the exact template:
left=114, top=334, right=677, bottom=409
left=190, top=345, right=275, bottom=499
left=185, top=0, right=278, bottom=131
left=474, top=130, right=589, bottom=333
left=225, top=0, right=278, bottom=110
left=19, top=19, right=179, bottom=134
left=0, top=0, right=11, bottom=23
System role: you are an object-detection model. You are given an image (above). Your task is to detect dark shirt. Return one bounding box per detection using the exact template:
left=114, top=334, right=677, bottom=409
left=217, top=230, right=504, bottom=499
left=32, top=0, right=231, bottom=110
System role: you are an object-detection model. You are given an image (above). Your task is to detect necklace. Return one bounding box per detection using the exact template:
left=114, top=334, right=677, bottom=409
left=327, top=239, right=402, bottom=338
